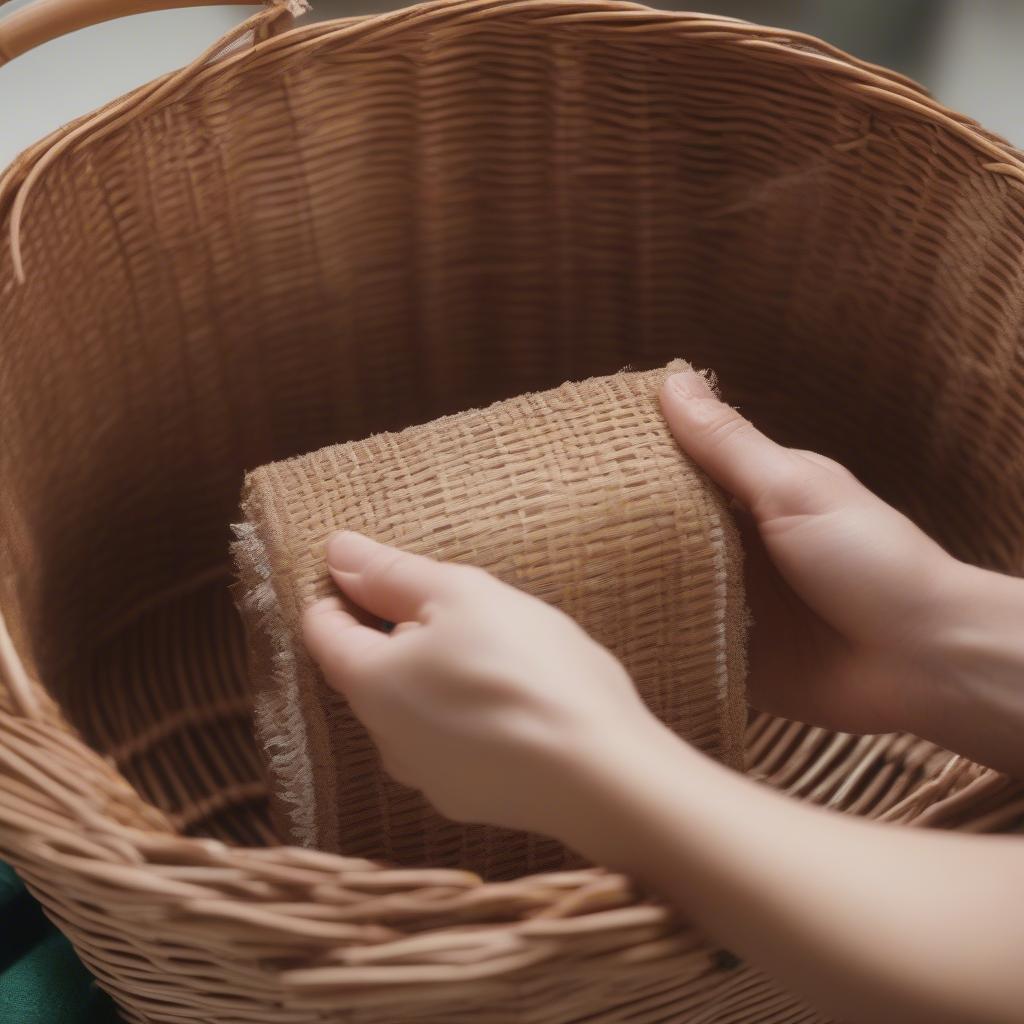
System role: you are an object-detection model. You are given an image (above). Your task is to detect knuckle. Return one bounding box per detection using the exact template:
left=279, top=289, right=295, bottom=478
left=698, top=408, right=757, bottom=450
left=367, top=548, right=409, bottom=582
left=741, top=455, right=794, bottom=511
left=752, top=457, right=829, bottom=518
left=793, top=449, right=855, bottom=479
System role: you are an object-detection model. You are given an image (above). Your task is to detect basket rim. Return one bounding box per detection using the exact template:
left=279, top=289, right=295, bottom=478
left=2, top=0, right=1024, bottom=278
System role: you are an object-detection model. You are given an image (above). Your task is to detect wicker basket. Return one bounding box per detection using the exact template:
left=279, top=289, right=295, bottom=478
left=1, top=1, right=1023, bottom=1022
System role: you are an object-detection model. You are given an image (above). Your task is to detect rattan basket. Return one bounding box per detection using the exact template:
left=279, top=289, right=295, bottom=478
left=1, top=1, right=1023, bottom=1022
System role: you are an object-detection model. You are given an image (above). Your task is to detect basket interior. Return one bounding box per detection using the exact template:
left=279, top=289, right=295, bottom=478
left=2, top=13, right=1023, bottom=859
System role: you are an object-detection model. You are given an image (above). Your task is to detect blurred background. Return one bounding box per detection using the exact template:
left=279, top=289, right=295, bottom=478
left=2, top=0, right=1023, bottom=166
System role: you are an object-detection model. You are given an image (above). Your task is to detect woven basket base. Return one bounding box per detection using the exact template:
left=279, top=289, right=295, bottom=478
left=81, top=581, right=273, bottom=847
left=50, top=575, right=1019, bottom=1024
left=76, top=577, right=1024, bottom=863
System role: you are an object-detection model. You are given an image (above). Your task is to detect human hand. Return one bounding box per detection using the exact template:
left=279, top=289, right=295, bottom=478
left=660, top=370, right=963, bottom=736
left=302, top=532, right=661, bottom=838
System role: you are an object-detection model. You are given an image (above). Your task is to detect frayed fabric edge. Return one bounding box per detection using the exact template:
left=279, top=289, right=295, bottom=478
left=231, top=519, right=319, bottom=848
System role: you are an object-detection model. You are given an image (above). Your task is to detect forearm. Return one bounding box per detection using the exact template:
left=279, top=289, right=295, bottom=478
left=559, top=723, right=1024, bottom=1024
left=908, top=561, right=1024, bottom=777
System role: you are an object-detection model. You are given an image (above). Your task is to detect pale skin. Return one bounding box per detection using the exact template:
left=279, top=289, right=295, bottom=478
left=303, top=369, right=1024, bottom=1024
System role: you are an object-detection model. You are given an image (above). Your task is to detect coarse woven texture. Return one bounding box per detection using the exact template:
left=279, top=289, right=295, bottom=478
left=232, top=362, right=748, bottom=874
left=2, top=1, right=1024, bottom=1022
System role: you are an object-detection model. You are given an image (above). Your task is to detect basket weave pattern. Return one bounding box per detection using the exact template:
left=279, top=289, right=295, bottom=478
left=1, top=2, right=1024, bottom=1022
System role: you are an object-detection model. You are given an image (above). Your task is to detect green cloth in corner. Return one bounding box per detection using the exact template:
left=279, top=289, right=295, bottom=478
left=0, top=862, right=120, bottom=1023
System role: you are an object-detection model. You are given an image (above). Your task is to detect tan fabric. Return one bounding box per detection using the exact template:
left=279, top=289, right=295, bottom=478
left=233, top=362, right=747, bottom=875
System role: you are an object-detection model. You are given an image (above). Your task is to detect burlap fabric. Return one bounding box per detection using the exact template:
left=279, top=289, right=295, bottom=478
left=233, top=362, right=747, bottom=876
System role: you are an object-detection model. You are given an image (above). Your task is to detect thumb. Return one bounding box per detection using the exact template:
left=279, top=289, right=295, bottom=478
left=302, top=596, right=389, bottom=695
left=660, top=370, right=815, bottom=519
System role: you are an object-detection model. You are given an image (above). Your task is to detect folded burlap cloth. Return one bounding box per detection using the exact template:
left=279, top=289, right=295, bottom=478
left=233, top=361, right=747, bottom=877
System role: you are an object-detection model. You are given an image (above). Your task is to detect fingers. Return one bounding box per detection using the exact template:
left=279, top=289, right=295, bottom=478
left=791, top=449, right=856, bottom=480
left=302, top=596, right=390, bottom=693
left=309, top=533, right=491, bottom=695
left=660, top=370, right=831, bottom=518
left=325, top=531, right=453, bottom=624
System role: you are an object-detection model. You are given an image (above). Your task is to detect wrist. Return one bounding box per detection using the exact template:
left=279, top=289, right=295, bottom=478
left=552, top=713, right=717, bottom=871
left=901, top=559, right=1024, bottom=773
left=916, top=559, right=1021, bottom=686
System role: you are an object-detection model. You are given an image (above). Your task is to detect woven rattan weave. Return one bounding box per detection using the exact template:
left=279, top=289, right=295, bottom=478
left=1, top=2, right=1023, bottom=1022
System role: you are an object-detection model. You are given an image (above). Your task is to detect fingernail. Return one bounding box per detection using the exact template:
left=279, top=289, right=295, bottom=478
left=326, top=531, right=380, bottom=573
left=667, top=370, right=714, bottom=400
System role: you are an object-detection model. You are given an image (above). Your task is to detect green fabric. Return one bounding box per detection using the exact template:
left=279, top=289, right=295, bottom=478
left=0, top=863, right=120, bottom=1023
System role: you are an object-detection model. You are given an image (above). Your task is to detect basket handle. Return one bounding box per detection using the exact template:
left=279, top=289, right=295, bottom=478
left=0, top=0, right=272, bottom=65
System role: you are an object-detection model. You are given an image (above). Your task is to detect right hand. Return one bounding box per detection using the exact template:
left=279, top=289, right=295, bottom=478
left=660, top=370, right=964, bottom=736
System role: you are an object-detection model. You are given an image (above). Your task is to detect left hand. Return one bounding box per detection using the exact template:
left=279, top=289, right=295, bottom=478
left=302, top=531, right=661, bottom=838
